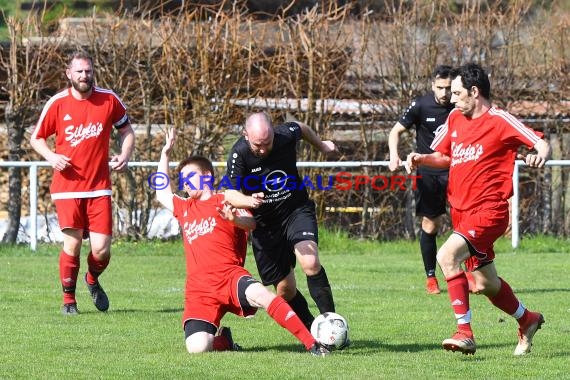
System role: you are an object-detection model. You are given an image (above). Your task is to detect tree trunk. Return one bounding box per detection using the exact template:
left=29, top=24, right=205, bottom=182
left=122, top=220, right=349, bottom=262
left=2, top=108, right=25, bottom=244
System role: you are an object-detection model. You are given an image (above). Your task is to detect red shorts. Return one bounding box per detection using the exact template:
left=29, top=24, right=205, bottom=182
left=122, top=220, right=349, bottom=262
left=54, top=196, right=113, bottom=237
left=451, top=201, right=509, bottom=271
left=182, top=266, right=258, bottom=329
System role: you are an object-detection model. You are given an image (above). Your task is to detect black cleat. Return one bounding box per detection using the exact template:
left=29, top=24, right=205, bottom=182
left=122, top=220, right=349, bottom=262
left=62, top=303, right=79, bottom=315
left=218, top=326, right=242, bottom=351
left=309, top=342, right=331, bottom=357
left=85, top=274, right=109, bottom=312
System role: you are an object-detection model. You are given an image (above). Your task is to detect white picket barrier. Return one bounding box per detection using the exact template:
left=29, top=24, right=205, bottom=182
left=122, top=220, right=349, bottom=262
left=1, top=159, right=568, bottom=250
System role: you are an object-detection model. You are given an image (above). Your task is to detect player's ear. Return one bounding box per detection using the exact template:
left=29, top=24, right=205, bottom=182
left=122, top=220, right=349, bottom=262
left=470, top=86, right=479, bottom=97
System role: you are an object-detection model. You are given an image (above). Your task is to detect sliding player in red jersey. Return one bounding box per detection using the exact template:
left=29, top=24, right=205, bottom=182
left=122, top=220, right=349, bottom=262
left=30, top=50, right=135, bottom=315
left=407, top=63, right=550, bottom=356
left=154, top=128, right=329, bottom=356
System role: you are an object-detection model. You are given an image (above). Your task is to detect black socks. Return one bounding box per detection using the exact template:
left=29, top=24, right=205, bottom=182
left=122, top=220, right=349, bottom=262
left=307, top=266, right=335, bottom=314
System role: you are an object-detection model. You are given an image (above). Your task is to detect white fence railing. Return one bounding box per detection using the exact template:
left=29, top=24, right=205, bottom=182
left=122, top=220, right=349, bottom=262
left=1, top=160, right=568, bottom=250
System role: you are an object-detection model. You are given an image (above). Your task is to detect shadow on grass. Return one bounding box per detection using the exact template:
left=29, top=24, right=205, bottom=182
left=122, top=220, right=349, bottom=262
left=514, top=287, right=570, bottom=294
left=235, top=340, right=440, bottom=354
left=240, top=339, right=564, bottom=356
left=157, top=307, right=184, bottom=313
left=75, top=307, right=184, bottom=314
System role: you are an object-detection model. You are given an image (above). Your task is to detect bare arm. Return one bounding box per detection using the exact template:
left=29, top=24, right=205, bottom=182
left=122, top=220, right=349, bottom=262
left=30, top=136, right=71, bottom=171
left=224, top=189, right=264, bottom=209
left=406, top=151, right=451, bottom=173
left=297, top=122, right=337, bottom=154
left=110, top=124, right=135, bottom=171
left=388, top=122, right=407, bottom=172
left=523, top=139, right=550, bottom=168
left=155, top=129, right=176, bottom=212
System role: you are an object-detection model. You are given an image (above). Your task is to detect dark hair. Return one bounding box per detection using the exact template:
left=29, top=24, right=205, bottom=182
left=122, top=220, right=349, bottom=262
left=450, top=63, right=491, bottom=99
left=176, top=155, right=214, bottom=176
left=432, top=65, right=452, bottom=80
left=67, top=50, right=93, bottom=68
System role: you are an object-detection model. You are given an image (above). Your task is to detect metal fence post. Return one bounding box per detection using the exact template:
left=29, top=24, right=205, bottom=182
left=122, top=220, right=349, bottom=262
left=512, top=161, right=521, bottom=249
left=30, top=164, right=38, bottom=251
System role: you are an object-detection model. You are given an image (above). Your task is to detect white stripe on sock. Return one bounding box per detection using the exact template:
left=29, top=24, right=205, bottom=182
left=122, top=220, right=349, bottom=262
left=512, top=302, right=526, bottom=319
left=455, top=310, right=472, bottom=325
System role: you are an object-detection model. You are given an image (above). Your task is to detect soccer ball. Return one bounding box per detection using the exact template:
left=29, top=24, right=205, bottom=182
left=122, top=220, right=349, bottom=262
left=310, top=312, right=350, bottom=350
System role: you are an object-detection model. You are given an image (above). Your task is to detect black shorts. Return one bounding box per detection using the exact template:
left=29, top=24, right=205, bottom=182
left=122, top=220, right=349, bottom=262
left=415, top=168, right=448, bottom=218
left=251, top=200, right=318, bottom=286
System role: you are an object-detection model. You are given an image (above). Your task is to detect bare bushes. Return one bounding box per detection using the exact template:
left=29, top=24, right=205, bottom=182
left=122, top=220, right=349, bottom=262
left=1, top=0, right=568, bottom=240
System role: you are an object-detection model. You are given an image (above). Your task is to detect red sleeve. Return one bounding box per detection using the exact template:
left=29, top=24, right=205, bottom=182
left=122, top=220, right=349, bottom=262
left=494, top=109, right=542, bottom=148
left=111, top=92, right=129, bottom=128
left=32, top=101, right=58, bottom=140
left=172, top=194, right=192, bottom=222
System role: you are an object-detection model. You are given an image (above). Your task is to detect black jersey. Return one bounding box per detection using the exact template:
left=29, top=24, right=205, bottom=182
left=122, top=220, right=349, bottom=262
left=399, top=92, right=454, bottom=173
left=226, top=122, right=309, bottom=225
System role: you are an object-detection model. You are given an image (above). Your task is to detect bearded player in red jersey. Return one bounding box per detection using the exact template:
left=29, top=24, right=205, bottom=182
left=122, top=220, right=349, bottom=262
left=407, top=63, right=550, bottom=356
left=154, top=128, right=329, bottom=356
left=30, top=51, right=135, bottom=315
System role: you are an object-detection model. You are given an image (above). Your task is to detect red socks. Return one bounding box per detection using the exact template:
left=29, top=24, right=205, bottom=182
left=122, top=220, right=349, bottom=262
left=488, top=277, right=528, bottom=325
left=60, top=251, right=110, bottom=304
left=86, top=252, right=110, bottom=285
left=59, top=251, right=80, bottom=304
left=212, top=297, right=316, bottom=352
left=446, top=271, right=472, bottom=334
left=488, top=278, right=519, bottom=314
left=267, top=296, right=315, bottom=350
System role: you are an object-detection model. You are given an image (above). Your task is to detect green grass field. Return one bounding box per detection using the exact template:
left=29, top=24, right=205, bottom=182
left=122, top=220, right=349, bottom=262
left=1, top=232, right=569, bottom=379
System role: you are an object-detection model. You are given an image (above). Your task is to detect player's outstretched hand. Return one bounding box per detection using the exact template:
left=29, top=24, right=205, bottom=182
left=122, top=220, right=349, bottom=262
left=162, top=128, right=176, bottom=155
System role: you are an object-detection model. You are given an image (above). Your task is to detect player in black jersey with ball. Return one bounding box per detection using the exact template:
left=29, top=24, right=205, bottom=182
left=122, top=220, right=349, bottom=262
left=224, top=112, right=337, bottom=329
left=388, top=65, right=456, bottom=295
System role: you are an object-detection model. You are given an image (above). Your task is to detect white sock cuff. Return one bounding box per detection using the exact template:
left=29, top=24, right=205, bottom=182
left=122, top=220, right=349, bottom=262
left=512, top=302, right=526, bottom=319
left=455, top=309, right=472, bottom=325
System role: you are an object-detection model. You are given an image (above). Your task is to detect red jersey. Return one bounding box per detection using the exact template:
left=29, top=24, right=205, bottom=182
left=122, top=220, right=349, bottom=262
left=172, top=193, right=249, bottom=284
left=32, top=87, right=129, bottom=199
left=431, top=107, right=542, bottom=210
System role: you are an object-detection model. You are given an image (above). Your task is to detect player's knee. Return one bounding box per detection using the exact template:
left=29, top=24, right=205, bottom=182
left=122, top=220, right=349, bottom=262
left=276, top=283, right=296, bottom=300
left=296, top=249, right=321, bottom=275
left=474, top=276, right=500, bottom=296
left=90, top=249, right=110, bottom=260
left=436, top=250, right=451, bottom=267
left=422, top=216, right=441, bottom=234
left=89, top=233, right=112, bottom=257
left=299, top=256, right=321, bottom=274
left=185, top=333, right=213, bottom=353
left=62, top=239, right=82, bottom=256
left=245, top=282, right=275, bottom=309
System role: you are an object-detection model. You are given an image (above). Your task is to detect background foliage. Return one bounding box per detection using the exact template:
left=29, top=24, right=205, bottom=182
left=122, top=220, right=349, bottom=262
left=1, top=0, right=569, bottom=242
